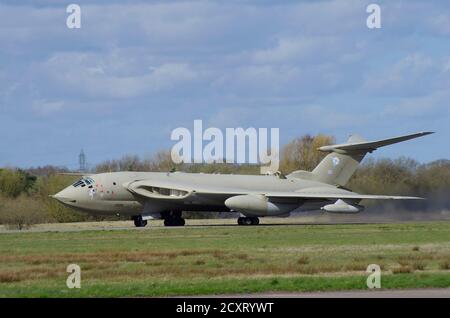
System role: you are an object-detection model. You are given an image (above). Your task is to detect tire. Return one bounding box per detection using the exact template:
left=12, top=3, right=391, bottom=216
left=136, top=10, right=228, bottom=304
left=243, top=218, right=252, bottom=225
left=133, top=216, right=147, bottom=227
left=164, top=217, right=185, bottom=227
left=251, top=217, right=260, bottom=225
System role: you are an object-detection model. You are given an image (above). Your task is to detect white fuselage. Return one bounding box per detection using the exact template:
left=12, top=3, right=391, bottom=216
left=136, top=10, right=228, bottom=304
left=54, top=171, right=338, bottom=217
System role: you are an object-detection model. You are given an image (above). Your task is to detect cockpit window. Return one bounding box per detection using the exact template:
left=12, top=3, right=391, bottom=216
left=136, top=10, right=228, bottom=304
left=73, top=180, right=84, bottom=187
left=72, top=177, right=95, bottom=188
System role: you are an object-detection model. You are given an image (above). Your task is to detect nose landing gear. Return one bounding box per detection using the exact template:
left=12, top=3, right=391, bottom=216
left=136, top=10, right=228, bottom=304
left=132, top=215, right=148, bottom=227
left=237, top=217, right=260, bottom=226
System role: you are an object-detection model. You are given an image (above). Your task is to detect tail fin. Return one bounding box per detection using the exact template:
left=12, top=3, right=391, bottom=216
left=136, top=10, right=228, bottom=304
left=310, top=131, right=433, bottom=186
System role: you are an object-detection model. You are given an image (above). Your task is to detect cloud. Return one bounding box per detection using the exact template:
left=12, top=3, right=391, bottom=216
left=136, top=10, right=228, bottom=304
left=31, top=52, right=199, bottom=99
left=381, top=90, right=450, bottom=118
left=252, top=36, right=339, bottom=64
left=426, top=12, right=450, bottom=37
left=363, top=53, right=448, bottom=97
left=0, top=0, right=450, bottom=166
left=32, top=99, right=65, bottom=114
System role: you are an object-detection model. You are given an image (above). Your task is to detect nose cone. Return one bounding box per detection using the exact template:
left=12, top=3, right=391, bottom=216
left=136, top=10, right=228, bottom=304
left=52, top=186, right=79, bottom=205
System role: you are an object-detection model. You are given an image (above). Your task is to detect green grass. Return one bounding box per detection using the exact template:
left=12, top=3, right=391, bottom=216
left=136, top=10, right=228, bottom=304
left=0, top=222, right=449, bottom=297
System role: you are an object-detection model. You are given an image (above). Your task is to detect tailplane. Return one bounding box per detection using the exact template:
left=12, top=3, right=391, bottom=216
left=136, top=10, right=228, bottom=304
left=307, top=131, right=433, bottom=187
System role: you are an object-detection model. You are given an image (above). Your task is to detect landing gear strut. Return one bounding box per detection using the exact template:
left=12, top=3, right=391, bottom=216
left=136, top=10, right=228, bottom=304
left=161, top=211, right=185, bottom=227
left=132, top=215, right=148, bottom=228
left=237, top=217, right=259, bottom=226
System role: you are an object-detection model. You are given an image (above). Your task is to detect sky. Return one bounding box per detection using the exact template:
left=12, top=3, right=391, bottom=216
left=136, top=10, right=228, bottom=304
left=0, top=0, right=449, bottom=169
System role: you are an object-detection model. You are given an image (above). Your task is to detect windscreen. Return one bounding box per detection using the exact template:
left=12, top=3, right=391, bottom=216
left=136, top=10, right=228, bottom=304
left=72, top=177, right=95, bottom=188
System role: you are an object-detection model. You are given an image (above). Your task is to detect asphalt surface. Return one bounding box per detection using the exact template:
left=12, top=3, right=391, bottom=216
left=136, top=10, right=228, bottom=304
left=200, top=288, right=450, bottom=298
left=2, top=218, right=448, bottom=233
left=0, top=218, right=359, bottom=233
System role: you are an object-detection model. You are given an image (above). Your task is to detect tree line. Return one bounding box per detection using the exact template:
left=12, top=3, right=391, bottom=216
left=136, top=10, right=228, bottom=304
left=0, top=134, right=449, bottom=229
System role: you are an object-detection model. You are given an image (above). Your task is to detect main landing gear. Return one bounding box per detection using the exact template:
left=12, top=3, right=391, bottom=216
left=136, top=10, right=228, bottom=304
left=237, top=216, right=260, bottom=226
left=132, top=215, right=148, bottom=228
left=161, top=211, right=186, bottom=227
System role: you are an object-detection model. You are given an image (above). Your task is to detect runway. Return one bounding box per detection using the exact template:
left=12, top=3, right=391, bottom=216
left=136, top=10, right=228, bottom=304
left=2, top=217, right=448, bottom=233
left=202, top=288, right=450, bottom=298
left=0, top=217, right=367, bottom=233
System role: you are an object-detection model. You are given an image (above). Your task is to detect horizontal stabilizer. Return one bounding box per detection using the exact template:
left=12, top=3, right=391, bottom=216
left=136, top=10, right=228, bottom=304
left=318, top=131, right=434, bottom=153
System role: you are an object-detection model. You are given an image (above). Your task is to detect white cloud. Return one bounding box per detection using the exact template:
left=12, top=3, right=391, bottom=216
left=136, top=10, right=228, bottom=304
left=443, top=59, right=450, bottom=73
left=1, top=0, right=450, bottom=166
left=363, top=53, right=440, bottom=96
left=32, top=99, right=65, bottom=114
left=427, top=12, right=450, bottom=37
left=252, top=36, right=339, bottom=64
left=381, top=90, right=450, bottom=118
left=34, top=52, right=198, bottom=99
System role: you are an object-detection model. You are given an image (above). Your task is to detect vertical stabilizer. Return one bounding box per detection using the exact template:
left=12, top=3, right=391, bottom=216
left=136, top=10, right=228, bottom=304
left=311, top=135, right=366, bottom=186
left=310, top=131, right=433, bottom=186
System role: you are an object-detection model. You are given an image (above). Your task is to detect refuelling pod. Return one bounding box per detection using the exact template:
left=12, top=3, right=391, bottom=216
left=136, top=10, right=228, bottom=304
left=321, top=199, right=364, bottom=214
left=225, top=194, right=298, bottom=217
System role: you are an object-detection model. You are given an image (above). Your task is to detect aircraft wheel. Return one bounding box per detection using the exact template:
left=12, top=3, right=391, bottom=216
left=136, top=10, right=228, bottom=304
left=173, top=217, right=185, bottom=226
left=251, top=217, right=260, bottom=225
left=133, top=216, right=147, bottom=228
left=243, top=218, right=253, bottom=225
left=164, top=217, right=185, bottom=227
left=237, top=217, right=259, bottom=226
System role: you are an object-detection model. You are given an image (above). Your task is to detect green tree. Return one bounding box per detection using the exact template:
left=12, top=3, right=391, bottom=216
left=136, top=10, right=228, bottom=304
left=280, top=134, right=335, bottom=174
left=0, top=169, right=35, bottom=198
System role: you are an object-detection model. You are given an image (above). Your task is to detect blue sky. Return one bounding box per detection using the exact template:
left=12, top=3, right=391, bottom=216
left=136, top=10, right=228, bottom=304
left=0, top=0, right=449, bottom=169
